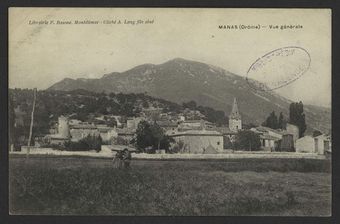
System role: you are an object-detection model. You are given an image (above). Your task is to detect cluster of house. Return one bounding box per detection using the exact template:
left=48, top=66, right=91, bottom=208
left=36, top=97, right=331, bottom=155
left=41, top=116, right=118, bottom=146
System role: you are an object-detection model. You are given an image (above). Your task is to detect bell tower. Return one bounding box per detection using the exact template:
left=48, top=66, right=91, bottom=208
left=229, top=97, right=242, bottom=132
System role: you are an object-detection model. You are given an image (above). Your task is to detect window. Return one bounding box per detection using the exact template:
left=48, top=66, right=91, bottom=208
left=217, top=141, right=220, bottom=145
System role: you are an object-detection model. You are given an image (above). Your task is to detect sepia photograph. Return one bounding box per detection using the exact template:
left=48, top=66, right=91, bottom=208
left=8, top=8, right=331, bottom=216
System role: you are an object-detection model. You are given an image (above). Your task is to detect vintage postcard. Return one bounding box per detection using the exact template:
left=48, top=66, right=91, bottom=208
left=8, top=8, right=331, bottom=216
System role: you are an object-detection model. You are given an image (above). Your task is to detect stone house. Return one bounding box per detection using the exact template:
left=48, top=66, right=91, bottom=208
left=279, top=134, right=295, bottom=151
left=296, top=134, right=331, bottom=154
left=116, top=128, right=135, bottom=144
left=285, top=123, right=299, bottom=145
left=69, top=123, right=99, bottom=142
left=259, top=134, right=280, bottom=151
left=214, top=127, right=238, bottom=144
left=96, top=125, right=118, bottom=143
left=126, top=117, right=143, bottom=130
left=156, top=119, right=179, bottom=132
left=168, top=129, right=223, bottom=154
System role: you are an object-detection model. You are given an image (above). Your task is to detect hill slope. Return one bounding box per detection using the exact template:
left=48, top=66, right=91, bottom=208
left=48, top=58, right=331, bottom=134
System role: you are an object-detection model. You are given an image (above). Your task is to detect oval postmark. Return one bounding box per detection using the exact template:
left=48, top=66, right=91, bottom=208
left=246, top=46, right=311, bottom=92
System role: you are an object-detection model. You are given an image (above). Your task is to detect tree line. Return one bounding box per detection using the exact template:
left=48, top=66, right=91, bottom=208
left=262, top=101, right=307, bottom=138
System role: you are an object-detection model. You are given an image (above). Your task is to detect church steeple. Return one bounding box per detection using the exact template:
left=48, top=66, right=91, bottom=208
left=230, top=97, right=241, bottom=120
left=229, top=97, right=242, bottom=131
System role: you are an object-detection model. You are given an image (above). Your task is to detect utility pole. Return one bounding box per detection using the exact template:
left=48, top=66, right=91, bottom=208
left=26, top=88, right=37, bottom=160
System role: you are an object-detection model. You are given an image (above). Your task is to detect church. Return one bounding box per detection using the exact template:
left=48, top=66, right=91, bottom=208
left=214, top=97, right=242, bottom=144
left=229, top=97, right=242, bottom=132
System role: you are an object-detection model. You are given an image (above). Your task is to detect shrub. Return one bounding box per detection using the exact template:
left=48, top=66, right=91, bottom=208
left=223, top=136, right=233, bottom=149
left=234, top=130, right=261, bottom=151
left=63, top=134, right=102, bottom=151
left=115, top=136, right=130, bottom=146
left=169, top=140, right=184, bottom=153
left=134, top=121, right=174, bottom=152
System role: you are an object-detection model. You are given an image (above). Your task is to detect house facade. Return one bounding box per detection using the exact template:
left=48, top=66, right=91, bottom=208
left=94, top=125, right=117, bottom=143
left=45, top=116, right=118, bottom=145
left=116, top=128, right=135, bottom=143
left=70, top=123, right=99, bottom=141
left=296, top=135, right=330, bottom=154
left=127, top=117, right=143, bottom=130
left=168, top=130, right=223, bottom=154
left=44, top=116, right=71, bottom=145
left=250, top=126, right=282, bottom=151
left=259, top=134, right=280, bottom=151
left=285, top=123, right=299, bottom=145
left=296, top=136, right=315, bottom=153
left=178, top=120, right=206, bottom=131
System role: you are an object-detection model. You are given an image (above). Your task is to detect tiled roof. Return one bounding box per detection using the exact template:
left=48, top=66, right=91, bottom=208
left=168, top=129, right=222, bottom=137
left=260, top=134, right=281, bottom=141
left=70, top=124, right=97, bottom=129
left=46, top=134, right=69, bottom=140
left=255, top=126, right=282, bottom=135
left=156, top=120, right=178, bottom=127
left=116, top=128, right=135, bottom=135
left=214, top=127, right=237, bottom=135
left=97, top=127, right=115, bottom=132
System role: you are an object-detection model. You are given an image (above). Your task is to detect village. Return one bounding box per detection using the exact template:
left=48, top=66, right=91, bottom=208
left=7, top=8, right=333, bottom=217
left=12, top=96, right=332, bottom=158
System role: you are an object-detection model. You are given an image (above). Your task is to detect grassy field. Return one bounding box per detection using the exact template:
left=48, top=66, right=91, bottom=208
left=9, top=155, right=331, bottom=216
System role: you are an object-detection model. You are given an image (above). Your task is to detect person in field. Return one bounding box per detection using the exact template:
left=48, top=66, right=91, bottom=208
left=122, top=148, right=132, bottom=169
left=113, top=150, right=124, bottom=169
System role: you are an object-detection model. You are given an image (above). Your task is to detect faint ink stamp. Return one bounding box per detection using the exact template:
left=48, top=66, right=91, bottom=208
left=246, top=46, right=311, bottom=92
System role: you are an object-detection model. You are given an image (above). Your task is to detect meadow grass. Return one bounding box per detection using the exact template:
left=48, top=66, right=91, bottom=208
left=9, top=156, right=331, bottom=216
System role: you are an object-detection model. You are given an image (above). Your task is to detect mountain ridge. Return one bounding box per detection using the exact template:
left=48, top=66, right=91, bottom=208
left=48, top=58, right=331, bottom=134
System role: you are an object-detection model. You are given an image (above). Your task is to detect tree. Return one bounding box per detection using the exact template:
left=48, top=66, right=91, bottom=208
left=223, top=136, right=233, bottom=149
left=289, top=101, right=307, bottom=137
left=242, top=123, right=257, bottom=130
left=64, top=134, right=103, bottom=152
left=234, top=130, right=261, bottom=151
left=135, top=121, right=154, bottom=151
left=160, top=135, right=175, bottom=153
left=170, top=139, right=185, bottom=153
left=142, top=100, right=149, bottom=108
left=262, top=111, right=278, bottom=129
left=134, top=120, right=173, bottom=153
left=182, top=100, right=197, bottom=110
left=278, top=112, right=286, bottom=129
left=105, top=117, right=117, bottom=127
left=150, top=123, right=164, bottom=150
left=116, top=136, right=129, bottom=145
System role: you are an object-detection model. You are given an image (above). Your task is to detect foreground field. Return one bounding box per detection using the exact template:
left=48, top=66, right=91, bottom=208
left=9, top=155, right=331, bottom=216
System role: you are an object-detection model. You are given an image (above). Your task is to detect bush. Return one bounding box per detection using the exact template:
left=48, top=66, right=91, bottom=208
left=115, top=136, right=130, bottom=146
left=134, top=121, right=174, bottom=152
left=169, top=140, right=184, bottom=153
left=223, top=136, right=233, bottom=149
left=234, top=130, right=261, bottom=151
left=63, top=134, right=102, bottom=151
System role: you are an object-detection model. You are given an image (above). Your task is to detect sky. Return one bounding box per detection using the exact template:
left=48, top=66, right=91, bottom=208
left=9, top=8, right=331, bottom=107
